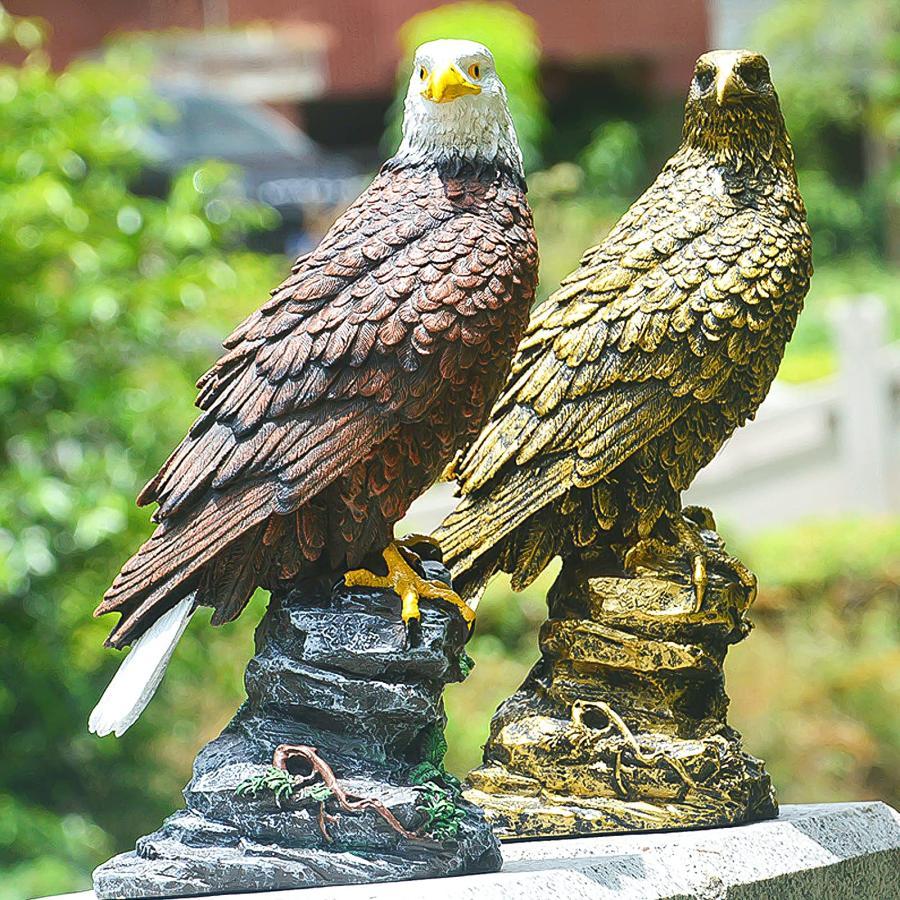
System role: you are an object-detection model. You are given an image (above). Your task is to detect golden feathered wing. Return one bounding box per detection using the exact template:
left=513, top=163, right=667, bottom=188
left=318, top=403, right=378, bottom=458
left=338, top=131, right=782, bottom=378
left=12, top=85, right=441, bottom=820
left=437, top=152, right=812, bottom=597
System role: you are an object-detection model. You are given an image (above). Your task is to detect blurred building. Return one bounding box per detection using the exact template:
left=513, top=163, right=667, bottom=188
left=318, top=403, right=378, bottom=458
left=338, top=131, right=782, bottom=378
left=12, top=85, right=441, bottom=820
left=8, top=0, right=708, bottom=153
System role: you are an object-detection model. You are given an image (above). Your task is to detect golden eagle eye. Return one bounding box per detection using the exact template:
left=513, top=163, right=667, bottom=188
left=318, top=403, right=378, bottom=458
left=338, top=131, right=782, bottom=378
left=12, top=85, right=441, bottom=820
left=695, top=67, right=714, bottom=91
left=468, top=63, right=481, bottom=79
left=419, top=65, right=428, bottom=80
left=737, top=62, right=767, bottom=89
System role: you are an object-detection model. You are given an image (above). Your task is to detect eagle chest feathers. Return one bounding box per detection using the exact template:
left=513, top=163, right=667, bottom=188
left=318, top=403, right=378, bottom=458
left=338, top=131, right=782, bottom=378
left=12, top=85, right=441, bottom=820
left=648, top=155, right=812, bottom=481
left=315, top=164, right=539, bottom=561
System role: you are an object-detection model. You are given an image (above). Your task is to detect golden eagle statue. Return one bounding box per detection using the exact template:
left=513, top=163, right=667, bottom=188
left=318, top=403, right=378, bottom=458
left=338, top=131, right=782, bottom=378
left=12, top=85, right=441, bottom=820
left=90, top=40, right=538, bottom=737
left=438, top=50, right=812, bottom=606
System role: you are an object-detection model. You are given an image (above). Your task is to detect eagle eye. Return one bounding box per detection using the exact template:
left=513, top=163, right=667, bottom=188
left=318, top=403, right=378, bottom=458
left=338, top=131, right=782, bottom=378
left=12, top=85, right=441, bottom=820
left=737, top=61, right=767, bottom=89
left=695, top=67, right=714, bottom=91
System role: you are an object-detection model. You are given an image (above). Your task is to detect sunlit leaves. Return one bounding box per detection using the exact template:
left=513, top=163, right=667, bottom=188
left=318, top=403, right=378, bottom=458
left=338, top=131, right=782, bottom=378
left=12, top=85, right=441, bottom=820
left=0, top=8, right=282, bottom=895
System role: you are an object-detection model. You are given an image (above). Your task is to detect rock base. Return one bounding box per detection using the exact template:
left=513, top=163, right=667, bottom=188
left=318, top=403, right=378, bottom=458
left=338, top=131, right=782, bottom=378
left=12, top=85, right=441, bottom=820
left=467, top=521, right=777, bottom=839
left=46, top=803, right=900, bottom=900
left=93, top=556, right=500, bottom=898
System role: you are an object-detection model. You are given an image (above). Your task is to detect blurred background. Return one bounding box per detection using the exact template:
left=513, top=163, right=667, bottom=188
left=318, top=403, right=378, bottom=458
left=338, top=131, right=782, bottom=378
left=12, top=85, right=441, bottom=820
left=0, top=0, right=897, bottom=896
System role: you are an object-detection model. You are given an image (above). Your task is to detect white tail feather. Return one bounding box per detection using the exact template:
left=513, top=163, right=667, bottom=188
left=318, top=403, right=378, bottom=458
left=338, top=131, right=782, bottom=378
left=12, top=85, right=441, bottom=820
left=89, top=595, right=195, bottom=737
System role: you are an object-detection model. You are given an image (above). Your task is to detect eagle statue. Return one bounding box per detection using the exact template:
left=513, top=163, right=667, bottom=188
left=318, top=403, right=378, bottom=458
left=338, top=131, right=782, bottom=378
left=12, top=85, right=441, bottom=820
left=437, top=50, right=812, bottom=607
left=90, top=39, right=538, bottom=737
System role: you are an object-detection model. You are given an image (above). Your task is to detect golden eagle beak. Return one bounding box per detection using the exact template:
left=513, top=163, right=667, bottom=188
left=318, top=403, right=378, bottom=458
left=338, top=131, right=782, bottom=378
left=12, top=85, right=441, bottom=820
left=422, top=64, right=481, bottom=103
left=715, top=67, right=742, bottom=105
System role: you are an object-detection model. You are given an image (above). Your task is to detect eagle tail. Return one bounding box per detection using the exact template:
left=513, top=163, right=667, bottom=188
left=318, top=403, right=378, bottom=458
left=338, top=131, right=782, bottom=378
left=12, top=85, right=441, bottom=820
left=88, top=594, right=195, bottom=737
left=439, top=481, right=562, bottom=608
left=448, top=548, right=497, bottom=611
left=96, top=484, right=271, bottom=648
left=87, top=485, right=274, bottom=735
left=450, top=520, right=559, bottom=608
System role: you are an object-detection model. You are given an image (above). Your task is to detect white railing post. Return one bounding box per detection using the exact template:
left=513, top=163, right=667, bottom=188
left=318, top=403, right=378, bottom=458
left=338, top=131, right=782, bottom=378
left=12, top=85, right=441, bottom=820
left=829, top=295, right=893, bottom=514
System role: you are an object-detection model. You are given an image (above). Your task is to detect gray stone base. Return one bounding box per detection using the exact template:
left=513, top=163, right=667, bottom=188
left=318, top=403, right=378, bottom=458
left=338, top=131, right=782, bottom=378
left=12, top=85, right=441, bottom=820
left=90, top=564, right=500, bottom=897
left=45, top=802, right=900, bottom=899
left=91, top=805, right=495, bottom=898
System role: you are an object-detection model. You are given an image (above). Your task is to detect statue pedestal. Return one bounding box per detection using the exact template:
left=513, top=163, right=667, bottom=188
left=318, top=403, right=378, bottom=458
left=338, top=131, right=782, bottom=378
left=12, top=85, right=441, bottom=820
left=93, top=557, right=500, bottom=898
left=42, top=803, right=900, bottom=900
left=466, top=524, right=776, bottom=838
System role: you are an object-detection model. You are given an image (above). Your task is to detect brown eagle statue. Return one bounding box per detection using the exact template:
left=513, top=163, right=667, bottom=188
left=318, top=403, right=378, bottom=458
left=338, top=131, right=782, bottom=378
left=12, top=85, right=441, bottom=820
left=438, top=50, right=812, bottom=606
left=90, top=39, right=538, bottom=737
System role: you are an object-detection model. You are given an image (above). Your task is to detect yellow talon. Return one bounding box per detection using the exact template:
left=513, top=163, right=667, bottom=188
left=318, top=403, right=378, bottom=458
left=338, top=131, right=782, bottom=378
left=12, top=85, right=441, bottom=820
left=400, top=586, right=420, bottom=626
left=344, top=542, right=475, bottom=629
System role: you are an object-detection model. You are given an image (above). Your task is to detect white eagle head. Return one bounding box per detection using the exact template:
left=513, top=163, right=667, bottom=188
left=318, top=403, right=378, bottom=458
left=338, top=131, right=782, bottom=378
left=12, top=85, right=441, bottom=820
left=397, top=39, right=524, bottom=177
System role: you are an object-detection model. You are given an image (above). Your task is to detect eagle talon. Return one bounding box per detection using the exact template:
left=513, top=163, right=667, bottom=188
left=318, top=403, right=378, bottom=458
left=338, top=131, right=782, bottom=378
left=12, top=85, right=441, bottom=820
left=401, top=584, right=421, bottom=630
left=625, top=516, right=747, bottom=613
left=670, top=515, right=711, bottom=612
left=691, top=554, right=707, bottom=612
left=344, top=542, right=475, bottom=630
left=672, top=513, right=757, bottom=611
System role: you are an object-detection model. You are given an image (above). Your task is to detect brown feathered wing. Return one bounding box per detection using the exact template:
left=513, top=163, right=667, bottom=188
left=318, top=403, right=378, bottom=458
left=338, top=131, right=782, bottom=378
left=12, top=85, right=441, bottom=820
left=98, top=164, right=537, bottom=647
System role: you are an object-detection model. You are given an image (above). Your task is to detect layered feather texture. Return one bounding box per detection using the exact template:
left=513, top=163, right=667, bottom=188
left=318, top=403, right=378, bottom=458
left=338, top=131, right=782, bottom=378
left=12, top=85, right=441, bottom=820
left=96, top=158, right=537, bottom=651
left=437, top=52, right=813, bottom=603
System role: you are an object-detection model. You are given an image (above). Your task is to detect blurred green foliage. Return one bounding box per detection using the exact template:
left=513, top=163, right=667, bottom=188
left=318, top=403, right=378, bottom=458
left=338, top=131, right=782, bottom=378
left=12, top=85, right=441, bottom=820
left=386, top=1, right=547, bottom=170
left=0, top=7, right=281, bottom=897
left=755, top=0, right=899, bottom=259
left=579, top=120, right=646, bottom=199
left=726, top=519, right=900, bottom=807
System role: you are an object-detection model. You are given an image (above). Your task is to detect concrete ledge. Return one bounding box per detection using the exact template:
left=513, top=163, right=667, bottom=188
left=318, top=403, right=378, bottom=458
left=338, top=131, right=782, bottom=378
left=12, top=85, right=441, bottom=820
left=39, top=802, right=900, bottom=899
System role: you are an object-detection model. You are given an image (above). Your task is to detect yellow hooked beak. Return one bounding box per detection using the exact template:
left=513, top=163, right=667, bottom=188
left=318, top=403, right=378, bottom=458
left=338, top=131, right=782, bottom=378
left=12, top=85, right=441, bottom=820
left=715, top=67, right=743, bottom=105
left=422, top=64, right=481, bottom=103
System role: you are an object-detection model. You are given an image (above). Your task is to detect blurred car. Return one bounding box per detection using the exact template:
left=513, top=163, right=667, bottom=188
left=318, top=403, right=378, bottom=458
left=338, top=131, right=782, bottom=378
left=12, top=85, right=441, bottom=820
left=136, top=86, right=367, bottom=255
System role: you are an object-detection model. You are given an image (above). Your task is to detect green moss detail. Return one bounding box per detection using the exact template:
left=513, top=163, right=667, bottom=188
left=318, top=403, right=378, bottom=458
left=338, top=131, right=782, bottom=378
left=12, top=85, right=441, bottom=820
left=409, top=723, right=466, bottom=839
left=418, top=722, right=449, bottom=769
left=415, top=782, right=466, bottom=841
left=458, top=650, right=476, bottom=680
left=235, top=766, right=334, bottom=809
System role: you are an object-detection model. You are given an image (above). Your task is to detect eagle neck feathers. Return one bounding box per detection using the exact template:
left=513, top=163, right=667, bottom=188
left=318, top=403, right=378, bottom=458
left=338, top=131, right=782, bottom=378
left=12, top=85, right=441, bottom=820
left=383, top=154, right=527, bottom=193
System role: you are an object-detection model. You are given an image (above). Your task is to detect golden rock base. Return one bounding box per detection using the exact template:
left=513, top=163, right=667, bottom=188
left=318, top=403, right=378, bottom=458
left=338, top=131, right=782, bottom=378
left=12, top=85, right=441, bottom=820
left=465, top=523, right=777, bottom=839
